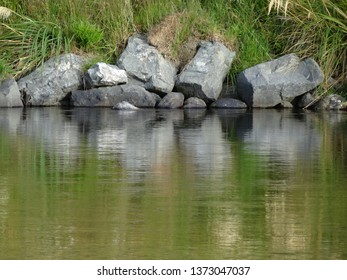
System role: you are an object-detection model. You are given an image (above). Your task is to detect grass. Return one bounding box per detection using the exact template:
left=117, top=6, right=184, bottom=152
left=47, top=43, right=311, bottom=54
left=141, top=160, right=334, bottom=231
left=0, top=6, right=70, bottom=78
left=70, top=20, right=104, bottom=51
left=268, top=0, right=347, bottom=87
left=0, top=0, right=346, bottom=89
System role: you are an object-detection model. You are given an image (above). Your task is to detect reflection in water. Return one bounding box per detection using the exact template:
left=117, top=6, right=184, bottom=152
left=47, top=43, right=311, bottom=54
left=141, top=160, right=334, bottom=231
left=0, top=108, right=347, bottom=259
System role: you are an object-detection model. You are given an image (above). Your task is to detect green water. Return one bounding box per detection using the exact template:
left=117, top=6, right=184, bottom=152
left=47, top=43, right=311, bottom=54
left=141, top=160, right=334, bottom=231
left=0, top=108, right=346, bottom=260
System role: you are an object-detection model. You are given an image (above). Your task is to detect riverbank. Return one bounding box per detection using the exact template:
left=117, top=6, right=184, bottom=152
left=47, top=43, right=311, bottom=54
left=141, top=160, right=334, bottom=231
left=1, top=1, right=346, bottom=94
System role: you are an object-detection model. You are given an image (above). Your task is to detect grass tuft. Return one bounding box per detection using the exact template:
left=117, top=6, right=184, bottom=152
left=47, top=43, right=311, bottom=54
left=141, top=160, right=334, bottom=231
left=70, top=20, right=104, bottom=51
left=0, top=7, right=71, bottom=78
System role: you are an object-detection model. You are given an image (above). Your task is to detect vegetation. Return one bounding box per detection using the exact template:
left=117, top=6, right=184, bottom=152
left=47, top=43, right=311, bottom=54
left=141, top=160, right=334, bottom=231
left=0, top=0, right=346, bottom=89
left=268, top=0, right=347, bottom=92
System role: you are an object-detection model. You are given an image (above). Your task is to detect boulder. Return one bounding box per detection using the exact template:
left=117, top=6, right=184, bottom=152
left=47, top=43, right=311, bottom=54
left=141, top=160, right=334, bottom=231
left=183, top=97, right=206, bottom=109
left=175, top=41, right=235, bottom=102
left=157, top=92, right=184, bottom=109
left=117, top=35, right=177, bottom=94
left=113, top=101, right=139, bottom=110
left=71, top=84, right=157, bottom=108
left=236, top=53, right=323, bottom=108
left=0, top=78, right=23, bottom=107
left=210, top=98, right=247, bottom=109
left=17, top=53, right=86, bottom=106
left=84, top=62, right=128, bottom=88
left=313, top=94, right=346, bottom=110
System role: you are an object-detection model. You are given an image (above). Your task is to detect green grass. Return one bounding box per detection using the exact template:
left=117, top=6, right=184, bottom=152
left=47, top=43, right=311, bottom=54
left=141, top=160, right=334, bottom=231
left=0, top=0, right=346, bottom=88
left=0, top=6, right=70, bottom=78
left=70, top=20, right=104, bottom=51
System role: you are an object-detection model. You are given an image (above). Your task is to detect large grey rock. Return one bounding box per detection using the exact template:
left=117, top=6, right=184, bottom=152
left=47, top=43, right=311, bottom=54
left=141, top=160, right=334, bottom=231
left=176, top=41, right=235, bottom=102
left=157, top=92, right=184, bottom=109
left=71, top=84, right=157, bottom=107
left=18, top=54, right=86, bottom=106
left=84, top=62, right=128, bottom=88
left=236, top=53, right=323, bottom=108
left=117, top=35, right=177, bottom=94
left=210, top=98, right=247, bottom=109
left=0, top=78, right=23, bottom=107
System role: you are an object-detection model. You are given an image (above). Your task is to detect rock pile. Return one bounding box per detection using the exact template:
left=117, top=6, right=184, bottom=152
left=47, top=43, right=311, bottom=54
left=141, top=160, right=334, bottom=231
left=1, top=33, right=344, bottom=110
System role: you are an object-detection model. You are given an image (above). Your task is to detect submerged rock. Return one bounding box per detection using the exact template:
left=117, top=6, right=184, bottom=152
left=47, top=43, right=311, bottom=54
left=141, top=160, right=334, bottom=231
left=176, top=41, right=235, bottom=102
left=17, top=53, right=86, bottom=106
left=236, top=53, right=323, bottom=108
left=0, top=78, right=23, bottom=107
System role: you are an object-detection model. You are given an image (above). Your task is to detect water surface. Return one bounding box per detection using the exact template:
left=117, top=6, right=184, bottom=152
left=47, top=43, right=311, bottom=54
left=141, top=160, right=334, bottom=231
left=0, top=108, right=346, bottom=259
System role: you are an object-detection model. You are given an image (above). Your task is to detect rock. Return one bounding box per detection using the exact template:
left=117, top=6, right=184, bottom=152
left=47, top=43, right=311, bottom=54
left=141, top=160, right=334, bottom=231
left=210, top=98, right=247, bottom=109
left=313, top=94, right=346, bottom=110
left=176, top=41, right=235, bottom=102
left=292, top=92, right=316, bottom=108
left=236, top=53, right=323, bottom=108
left=117, top=35, right=177, bottom=94
left=157, top=92, right=184, bottom=109
left=17, top=53, right=86, bottom=106
left=84, top=62, right=128, bottom=88
left=113, top=101, right=139, bottom=110
left=183, top=97, right=206, bottom=109
left=277, top=101, right=293, bottom=108
left=71, top=84, right=157, bottom=107
left=0, top=78, right=23, bottom=107
left=220, top=83, right=237, bottom=99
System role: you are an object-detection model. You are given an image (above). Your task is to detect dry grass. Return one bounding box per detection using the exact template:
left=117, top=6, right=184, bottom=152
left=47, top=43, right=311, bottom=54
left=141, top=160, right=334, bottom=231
left=268, top=0, right=290, bottom=15
left=0, top=7, right=12, bottom=20
left=147, top=12, right=203, bottom=69
left=147, top=12, right=184, bottom=64
left=147, top=11, right=235, bottom=70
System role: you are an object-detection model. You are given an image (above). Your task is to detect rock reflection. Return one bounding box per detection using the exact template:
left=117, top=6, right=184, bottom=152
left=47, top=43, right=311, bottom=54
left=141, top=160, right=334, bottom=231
left=178, top=112, right=232, bottom=178
left=0, top=108, right=343, bottom=180
left=69, top=108, right=233, bottom=181
left=233, top=110, right=321, bottom=162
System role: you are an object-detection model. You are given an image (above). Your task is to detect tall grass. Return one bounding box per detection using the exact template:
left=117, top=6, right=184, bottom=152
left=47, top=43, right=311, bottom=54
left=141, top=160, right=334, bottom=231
left=268, top=0, right=347, bottom=86
left=0, top=6, right=70, bottom=78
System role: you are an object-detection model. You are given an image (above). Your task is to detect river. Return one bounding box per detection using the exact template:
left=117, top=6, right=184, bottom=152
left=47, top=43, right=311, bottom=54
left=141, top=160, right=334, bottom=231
left=0, top=108, right=346, bottom=259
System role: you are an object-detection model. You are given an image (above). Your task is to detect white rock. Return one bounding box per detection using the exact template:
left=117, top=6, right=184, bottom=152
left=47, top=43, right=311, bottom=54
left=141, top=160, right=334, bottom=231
left=85, top=62, right=128, bottom=88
